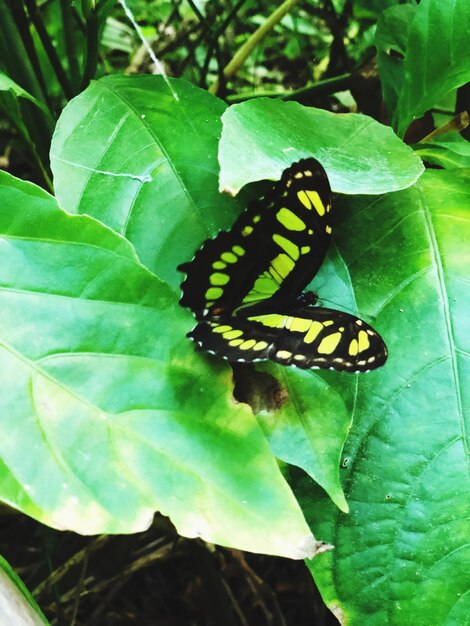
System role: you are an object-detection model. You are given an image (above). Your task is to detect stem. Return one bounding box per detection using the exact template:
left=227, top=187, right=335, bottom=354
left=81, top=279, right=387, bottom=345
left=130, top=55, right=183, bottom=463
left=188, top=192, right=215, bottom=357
left=284, top=72, right=353, bottom=101
left=184, top=0, right=226, bottom=91
left=209, top=0, right=301, bottom=95
left=60, top=0, right=81, bottom=91
left=3, top=0, right=49, bottom=103
left=323, top=0, right=352, bottom=74
left=23, top=0, right=75, bottom=100
left=227, top=73, right=353, bottom=103
left=185, top=0, right=207, bottom=27
left=28, top=141, right=54, bottom=192
left=199, top=0, right=247, bottom=88
left=0, top=1, right=55, bottom=185
left=80, top=10, right=100, bottom=90
left=421, top=111, right=469, bottom=142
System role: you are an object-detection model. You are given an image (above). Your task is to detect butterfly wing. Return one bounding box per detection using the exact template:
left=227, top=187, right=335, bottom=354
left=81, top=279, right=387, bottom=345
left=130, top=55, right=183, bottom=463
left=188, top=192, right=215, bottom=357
left=189, top=306, right=387, bottom=373
left=178, top=158, right=332, bottom=319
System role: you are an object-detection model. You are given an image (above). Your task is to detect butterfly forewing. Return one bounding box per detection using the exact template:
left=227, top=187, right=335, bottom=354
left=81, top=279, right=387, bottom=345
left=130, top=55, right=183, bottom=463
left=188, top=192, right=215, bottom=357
left=190, top=307, right=387, bottom=373
left=178, top=158, right=332, bottom=319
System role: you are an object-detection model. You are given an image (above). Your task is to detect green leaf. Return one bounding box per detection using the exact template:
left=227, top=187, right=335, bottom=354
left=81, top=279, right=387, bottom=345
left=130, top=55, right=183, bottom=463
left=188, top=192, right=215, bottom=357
left=256, top=365, right=353, bottom=514
left=50, top=75, right=244, bottom=289
left=102, top=17, right=135, bottom=53
left=298, top=169, right=470, bottom=624
left=414, top=145, right=470, bottom=170
left=0, top=555, right=50, bottom=625
left=0, top=171, right=318, bottom=559
left=49, top=75, right=360, bottom=513
left=0, top=72, right=51, bottom=117
left=414, top=130, right=470, bottom=169
left=255, top=245, right=376, bottom=515
left=219, top=99, right=424, bottom=195
left=0, top=72, right=51, bottom=146
left=0, top=74, right=53, bottom=187
left=430, top=133, right=470, bottom=158
left=375, top=4, right=417, bottom=116
left=395, top=0, right=470, bottom=136
left=354, top=0, right=411, bottom=19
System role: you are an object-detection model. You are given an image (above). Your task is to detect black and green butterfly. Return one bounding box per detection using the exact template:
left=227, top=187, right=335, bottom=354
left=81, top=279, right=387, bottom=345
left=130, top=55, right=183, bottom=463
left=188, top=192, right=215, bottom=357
left=178, top=158, right=387, bottom=373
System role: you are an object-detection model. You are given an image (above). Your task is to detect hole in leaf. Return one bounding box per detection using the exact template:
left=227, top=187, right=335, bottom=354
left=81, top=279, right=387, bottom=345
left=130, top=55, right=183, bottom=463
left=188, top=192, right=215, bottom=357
left=231, top=363, right=288, bottom=414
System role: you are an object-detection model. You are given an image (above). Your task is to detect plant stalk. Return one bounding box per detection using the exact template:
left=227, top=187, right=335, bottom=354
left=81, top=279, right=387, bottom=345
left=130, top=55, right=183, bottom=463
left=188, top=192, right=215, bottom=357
left=80, top=9, right=100, bottom=90
left=209, top=0, right=301, bottom=95
left=227, top=73, right=353, bottom=103
left=23, top=0, right=75, bottom=100
left=60, top=0, right=81, bottom=91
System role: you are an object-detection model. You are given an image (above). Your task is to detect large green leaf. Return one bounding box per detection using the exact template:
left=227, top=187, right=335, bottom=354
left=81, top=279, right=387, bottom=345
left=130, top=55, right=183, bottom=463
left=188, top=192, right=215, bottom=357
left=50, top=75, right=369, bottom=513
left=50, top=74, right=244, bottom=289
left=298, top=169, right=470, bottom=624
left=395, top=0, right=470, bottom=137
left=0, top=171, right=319, bottom=559
left=218, top=99, right=424, bottom=195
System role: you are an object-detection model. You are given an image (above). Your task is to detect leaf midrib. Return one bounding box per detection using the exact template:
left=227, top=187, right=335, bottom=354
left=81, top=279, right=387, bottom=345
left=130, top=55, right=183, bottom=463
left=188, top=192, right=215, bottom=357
left=420, top=187, right=469, bottom=473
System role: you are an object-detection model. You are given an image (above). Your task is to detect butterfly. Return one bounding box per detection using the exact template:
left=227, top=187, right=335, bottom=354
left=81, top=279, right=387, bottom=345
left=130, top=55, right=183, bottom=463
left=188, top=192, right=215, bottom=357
left=177, top=158, right=387, bottom=373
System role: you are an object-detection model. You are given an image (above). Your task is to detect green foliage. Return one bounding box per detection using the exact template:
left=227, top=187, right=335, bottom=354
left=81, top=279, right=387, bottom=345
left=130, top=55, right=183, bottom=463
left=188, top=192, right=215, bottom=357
left=395, top=0, right=470, bottom=136
left=50, top=75, right=242, bottom=287
left=375, top=3, right=417, bottom=117
left=219, top=98, right=423, bottom=194
left=376, top=0, right=470, bottom=136
left=305, top=169, right=470, bottom=625
left=414, top=135, right=470, bottom=169
left=0, top=0, right=469, bottom=623
left=0, top=165, right=314, bottom=558
left=0, top=0, right=121, bottom=185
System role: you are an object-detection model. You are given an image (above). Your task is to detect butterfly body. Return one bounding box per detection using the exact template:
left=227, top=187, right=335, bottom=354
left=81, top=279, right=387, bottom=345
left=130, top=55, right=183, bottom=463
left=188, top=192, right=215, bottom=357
left=178, top=158, right=387, bottom=373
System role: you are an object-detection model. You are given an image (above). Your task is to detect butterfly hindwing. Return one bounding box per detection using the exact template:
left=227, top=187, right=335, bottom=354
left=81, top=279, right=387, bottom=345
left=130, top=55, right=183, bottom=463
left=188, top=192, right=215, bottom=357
left=178, top=158, right=332, bottom=318
left=190, top=307, right=387, bottom=373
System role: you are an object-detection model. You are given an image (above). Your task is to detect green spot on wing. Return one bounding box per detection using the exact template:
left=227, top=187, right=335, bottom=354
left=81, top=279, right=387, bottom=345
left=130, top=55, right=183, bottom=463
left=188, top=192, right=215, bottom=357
left=210, top=272, right=230, bottom=286
left=205, top=287, right=223, bottom=300
left=273, top=233, right=299, bottom=260
left=221, top=252, right=237, bottom=263
left=276, top=207, right=306, bottom=231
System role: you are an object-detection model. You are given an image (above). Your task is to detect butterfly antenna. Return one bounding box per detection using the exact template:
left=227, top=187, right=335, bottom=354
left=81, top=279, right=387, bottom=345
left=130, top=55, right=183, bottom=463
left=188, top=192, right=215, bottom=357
left=319, top=296, right=357, bottom=316
left=320, top=296, right=379, bottom=323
